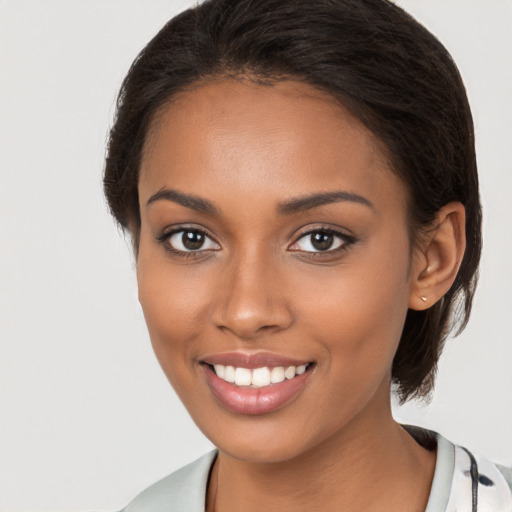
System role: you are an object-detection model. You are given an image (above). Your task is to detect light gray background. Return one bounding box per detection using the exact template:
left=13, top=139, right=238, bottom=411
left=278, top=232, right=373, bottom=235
left=0, top=1, right=511, bottom=510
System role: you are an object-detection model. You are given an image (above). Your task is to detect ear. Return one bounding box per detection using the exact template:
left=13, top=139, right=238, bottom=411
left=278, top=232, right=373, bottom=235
left=409, top=202, right=466, bottom=310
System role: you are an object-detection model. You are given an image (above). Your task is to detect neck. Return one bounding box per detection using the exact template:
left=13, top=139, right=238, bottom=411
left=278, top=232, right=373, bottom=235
left=207, top=386, right=435, bottom=512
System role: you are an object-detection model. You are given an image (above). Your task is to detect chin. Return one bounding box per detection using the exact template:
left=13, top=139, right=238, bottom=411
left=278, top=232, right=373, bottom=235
left=196, top=409, right=339, bottom=465
left=216, top=435, right=311, bottom=464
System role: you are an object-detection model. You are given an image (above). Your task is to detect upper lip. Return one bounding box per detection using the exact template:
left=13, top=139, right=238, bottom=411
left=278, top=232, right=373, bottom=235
left=200, top=351, right=313, bottom=369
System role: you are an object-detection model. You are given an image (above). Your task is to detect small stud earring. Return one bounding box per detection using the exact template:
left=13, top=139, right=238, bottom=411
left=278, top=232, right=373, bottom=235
left=420, top=296, right=427, bottom=302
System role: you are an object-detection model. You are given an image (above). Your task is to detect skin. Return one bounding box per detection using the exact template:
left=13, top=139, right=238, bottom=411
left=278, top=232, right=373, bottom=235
left=136, top=79, right=465, bottom=512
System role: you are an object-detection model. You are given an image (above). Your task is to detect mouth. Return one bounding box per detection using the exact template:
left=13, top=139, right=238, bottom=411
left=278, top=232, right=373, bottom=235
left=205, top=362, right=311, bottom=388
left=199, top=354, right=315, bottom=415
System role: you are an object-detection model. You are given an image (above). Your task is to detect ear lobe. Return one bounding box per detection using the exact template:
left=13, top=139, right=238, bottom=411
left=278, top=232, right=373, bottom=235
left=409, top=202, right=466, bottom=311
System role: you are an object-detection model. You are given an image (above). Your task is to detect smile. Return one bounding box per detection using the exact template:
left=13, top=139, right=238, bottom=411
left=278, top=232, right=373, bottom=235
left=212, top=364, right=308, bottom=388
left=200, top=354, right=315, bottom=415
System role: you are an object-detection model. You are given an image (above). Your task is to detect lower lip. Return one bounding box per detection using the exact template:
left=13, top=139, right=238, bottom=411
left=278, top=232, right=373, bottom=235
left=202, top=364, right=313, bottom=415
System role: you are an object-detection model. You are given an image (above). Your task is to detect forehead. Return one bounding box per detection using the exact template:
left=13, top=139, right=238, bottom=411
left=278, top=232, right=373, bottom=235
left=139, top=79, right=406, bottom=211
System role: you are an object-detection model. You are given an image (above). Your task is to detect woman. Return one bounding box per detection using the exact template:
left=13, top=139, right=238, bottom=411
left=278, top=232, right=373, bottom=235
left=103, top=0, right=512, bottom=510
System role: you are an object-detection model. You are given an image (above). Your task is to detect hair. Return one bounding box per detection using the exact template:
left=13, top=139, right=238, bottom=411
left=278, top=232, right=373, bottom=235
left=104, top=0, right=482, bottom=402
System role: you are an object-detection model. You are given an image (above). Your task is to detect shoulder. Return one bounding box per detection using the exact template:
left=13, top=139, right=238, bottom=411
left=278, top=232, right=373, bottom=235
left=496, top=463, right=512, bottom=490
left=120, top=450, right=217, bottom=512
left=435, top=432, right=512, bottom=512
left=403, top=425, right=512, bottom=511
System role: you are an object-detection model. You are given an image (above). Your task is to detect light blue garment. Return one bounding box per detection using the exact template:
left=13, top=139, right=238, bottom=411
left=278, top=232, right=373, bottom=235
left=122, top=450, right=217, bottom=512
left=121, top=431, right=512, bottom=512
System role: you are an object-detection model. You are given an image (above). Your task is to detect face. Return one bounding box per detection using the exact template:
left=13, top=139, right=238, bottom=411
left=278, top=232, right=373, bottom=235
left=137, top=79, right=418, bottom=463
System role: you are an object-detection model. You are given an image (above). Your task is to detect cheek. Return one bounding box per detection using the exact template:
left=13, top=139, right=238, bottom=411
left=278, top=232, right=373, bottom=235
left=297, top=239, right=412, bottom=375
left=136, top=244, right=212, bottom=385
left=138, top=268, right=199, bottom=343
left=290, top=254, right=411, bottom=439
left=137, top=230, right=211, bottom=323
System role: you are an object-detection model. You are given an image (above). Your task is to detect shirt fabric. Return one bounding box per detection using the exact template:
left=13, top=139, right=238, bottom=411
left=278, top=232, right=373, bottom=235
left=121, top=429, right=512, bottom=512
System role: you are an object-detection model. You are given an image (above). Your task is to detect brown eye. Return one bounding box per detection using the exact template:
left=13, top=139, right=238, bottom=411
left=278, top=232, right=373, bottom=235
left=311, top=232, right=334, bottom=251
left=182, top=231, right=205, bottom=250
left=291, top=229, right=345, bottom=253
left=167, top=229, right=220, bottom=252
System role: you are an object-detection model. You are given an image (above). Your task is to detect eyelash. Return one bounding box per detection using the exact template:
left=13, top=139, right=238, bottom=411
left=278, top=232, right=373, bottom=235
left=156, top=226, right=356, bottom=259
left=289, top=227, right=356, bottom=257
left=156, top=227, right=220, bottom=259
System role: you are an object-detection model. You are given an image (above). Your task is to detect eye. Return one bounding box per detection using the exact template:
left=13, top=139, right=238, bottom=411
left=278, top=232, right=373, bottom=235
left=289, top=229, right=351, bottom=253
left=164, top=229, right=220, bottom=253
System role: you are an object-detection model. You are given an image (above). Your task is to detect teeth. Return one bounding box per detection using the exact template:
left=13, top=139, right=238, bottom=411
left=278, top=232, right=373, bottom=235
left=252, top=367, right=271, bottom=387
left=296, top=364, right=307, bottom=375
left=211, top=364, right=309, bottom=388
left=270, top=366, right=285, bottom=384
left=224, top=365, right=235, bottom=383
left=234, top=367, right=252, bottom=386
left=284, top=366, right=296, bottom=379
left=214, top=364, right=225, bottom=379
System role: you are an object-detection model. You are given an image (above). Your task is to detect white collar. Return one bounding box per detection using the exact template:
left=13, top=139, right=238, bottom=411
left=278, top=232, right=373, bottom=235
left=122, top=430, right=512, bottom=511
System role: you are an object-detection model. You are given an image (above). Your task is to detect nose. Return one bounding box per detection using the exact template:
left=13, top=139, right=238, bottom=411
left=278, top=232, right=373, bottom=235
left=211, top=251, right=294, bottom=339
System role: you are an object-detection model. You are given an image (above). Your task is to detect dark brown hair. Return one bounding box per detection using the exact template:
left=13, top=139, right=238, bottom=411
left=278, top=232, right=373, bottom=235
left=104, top=0, right=482, bottom=402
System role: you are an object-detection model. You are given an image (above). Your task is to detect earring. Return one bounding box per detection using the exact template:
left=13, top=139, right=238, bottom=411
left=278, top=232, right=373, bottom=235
left=420, top=296, right=428, bottom=302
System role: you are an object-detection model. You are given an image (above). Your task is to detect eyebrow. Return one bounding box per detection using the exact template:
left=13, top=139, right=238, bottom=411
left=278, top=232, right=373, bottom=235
left=277, top=190, right=374, bottom=215
left=146, top=188, right=219, bottom=215
left=146, top=188, right=373, bottom=216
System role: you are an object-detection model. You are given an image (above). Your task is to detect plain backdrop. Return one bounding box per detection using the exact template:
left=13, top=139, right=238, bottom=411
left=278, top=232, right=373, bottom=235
left=0, top=1, right=511, bottom=510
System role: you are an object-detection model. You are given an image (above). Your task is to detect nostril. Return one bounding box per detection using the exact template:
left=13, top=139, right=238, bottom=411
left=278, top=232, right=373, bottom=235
left=210, top=270, right=294, bottom=337
left=215, top=321, right=283, bottom=340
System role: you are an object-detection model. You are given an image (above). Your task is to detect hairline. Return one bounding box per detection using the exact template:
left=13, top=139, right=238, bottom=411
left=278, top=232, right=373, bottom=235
left=136, top=71, right=422, bottom=248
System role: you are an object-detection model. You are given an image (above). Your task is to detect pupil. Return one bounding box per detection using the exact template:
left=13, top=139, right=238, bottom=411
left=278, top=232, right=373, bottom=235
left=311, top=232, right=333, bottom=251
left=182, top=231, right=204, bottom=250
